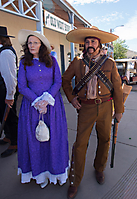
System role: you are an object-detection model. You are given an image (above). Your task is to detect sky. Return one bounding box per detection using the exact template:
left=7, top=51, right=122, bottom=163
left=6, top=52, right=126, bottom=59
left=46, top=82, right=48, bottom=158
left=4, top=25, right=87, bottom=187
left=67, top=0, right=137, bottom=52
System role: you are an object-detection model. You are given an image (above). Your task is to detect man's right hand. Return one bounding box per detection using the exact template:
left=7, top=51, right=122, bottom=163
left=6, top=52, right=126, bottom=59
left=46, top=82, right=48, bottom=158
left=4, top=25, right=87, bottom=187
left=71, top=97, right=81, bottom=110
left=5, top=99, right=14, bottom=108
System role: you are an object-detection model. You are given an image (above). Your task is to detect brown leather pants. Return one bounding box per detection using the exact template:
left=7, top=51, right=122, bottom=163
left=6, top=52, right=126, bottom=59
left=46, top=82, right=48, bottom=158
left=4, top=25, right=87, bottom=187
left=69, top=100, right=112, bottom=187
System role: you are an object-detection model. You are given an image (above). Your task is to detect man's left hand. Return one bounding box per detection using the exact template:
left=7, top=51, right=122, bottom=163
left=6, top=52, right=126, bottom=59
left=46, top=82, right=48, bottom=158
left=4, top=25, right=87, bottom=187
left=113, top=113, right=123, bottom=123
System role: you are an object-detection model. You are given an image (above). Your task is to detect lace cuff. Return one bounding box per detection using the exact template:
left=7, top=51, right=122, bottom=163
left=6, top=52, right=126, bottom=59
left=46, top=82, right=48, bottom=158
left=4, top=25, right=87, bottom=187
left=31, top=92, right=55, bottom=110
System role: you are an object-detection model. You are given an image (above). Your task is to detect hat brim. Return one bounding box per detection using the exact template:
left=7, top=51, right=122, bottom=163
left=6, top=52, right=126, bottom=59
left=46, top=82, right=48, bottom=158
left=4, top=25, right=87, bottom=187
left=18, top=29, right=51, bottom=53
left=66, top=28, right=119, bottom=44
left=0, top=34, right=15, bottom=38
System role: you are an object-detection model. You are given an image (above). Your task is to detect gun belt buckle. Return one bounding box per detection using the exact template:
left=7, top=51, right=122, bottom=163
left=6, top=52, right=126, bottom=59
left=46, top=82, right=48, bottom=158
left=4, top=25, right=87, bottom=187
left=95, top=98, right=102, bottom=104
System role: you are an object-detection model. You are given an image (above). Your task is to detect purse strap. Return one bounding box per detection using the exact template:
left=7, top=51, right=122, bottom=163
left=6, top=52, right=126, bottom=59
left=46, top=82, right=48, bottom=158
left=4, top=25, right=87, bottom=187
left=39, top=113, right=44, bottom=121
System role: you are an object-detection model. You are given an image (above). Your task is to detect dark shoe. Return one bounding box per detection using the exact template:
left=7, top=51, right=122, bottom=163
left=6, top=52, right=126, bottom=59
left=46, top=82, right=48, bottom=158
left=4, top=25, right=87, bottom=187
left=67, top=185, right=78, bottom=199
left=1, top=145, right=17, bottom=158
left=95, top=170, right=105, bottom=185
left=0, top=137, right=11, bottom=145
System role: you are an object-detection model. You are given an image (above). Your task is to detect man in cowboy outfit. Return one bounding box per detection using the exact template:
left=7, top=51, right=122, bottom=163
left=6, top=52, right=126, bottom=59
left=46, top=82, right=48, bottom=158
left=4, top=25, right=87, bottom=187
left=62, top=26, right=124, bottom=199
left=0, top=26, right=18, bottom=157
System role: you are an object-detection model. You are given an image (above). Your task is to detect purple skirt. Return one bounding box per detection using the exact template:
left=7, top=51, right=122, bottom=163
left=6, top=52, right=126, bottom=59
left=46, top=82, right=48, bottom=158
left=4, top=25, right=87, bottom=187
left=18, top=91, right=69, bottom=187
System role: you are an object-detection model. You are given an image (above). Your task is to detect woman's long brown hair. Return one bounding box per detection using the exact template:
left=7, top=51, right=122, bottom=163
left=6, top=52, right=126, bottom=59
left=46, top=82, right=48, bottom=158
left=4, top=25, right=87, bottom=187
left=20, top=35, right=52, bottom=70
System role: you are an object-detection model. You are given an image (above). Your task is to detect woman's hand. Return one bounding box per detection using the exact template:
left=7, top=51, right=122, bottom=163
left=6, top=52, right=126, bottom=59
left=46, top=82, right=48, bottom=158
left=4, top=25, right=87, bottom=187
left=35, top=100, right=48, bottom=114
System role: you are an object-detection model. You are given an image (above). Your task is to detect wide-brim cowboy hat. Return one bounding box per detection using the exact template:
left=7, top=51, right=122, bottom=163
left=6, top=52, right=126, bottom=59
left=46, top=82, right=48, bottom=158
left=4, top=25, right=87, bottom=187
left=0, top=26, right=15, bottom=38
left=66, top=26, right=119, bottom=44
left=18, top=29, right=51, bottom=52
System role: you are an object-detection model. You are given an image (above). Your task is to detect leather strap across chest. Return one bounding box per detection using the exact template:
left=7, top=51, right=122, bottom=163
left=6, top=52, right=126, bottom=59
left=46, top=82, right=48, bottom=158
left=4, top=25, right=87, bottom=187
left=72, top=55, right=113, bottom=95
left=83, top=55, right=113, bottom=92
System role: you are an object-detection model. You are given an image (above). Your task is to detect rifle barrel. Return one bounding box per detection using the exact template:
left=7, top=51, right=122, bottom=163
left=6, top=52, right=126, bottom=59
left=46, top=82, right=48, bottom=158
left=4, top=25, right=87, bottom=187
left=110, top=118, right=119, bottom=168
left=110, top=83, right=132, bottom=168
left=0, top=105, right=10, bottom=137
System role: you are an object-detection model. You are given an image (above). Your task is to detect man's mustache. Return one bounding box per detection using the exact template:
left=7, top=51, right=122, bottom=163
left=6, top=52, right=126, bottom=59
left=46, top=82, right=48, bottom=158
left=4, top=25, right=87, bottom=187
left=87, top=47, right=96, bottom=52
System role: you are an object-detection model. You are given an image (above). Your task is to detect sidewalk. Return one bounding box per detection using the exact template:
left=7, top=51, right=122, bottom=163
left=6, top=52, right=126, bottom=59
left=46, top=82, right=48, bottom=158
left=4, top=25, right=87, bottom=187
left=0, top=88, right=137, bottom=199
left=131, top=83, right=137, bottom=91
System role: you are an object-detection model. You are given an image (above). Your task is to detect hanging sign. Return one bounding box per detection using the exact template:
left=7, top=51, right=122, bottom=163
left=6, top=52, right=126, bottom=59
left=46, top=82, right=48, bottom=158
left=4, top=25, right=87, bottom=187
left=44, top=10, right=71, bottom=34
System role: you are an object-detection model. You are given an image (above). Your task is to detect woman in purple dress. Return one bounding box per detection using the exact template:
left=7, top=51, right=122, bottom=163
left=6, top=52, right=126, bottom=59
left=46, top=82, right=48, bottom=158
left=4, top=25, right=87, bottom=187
left=17, top=29, right=69, bottom=188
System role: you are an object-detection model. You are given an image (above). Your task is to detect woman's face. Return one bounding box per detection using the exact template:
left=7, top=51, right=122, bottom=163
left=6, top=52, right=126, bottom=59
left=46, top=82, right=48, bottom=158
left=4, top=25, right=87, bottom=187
left=27, top=36, right=41, bottom=58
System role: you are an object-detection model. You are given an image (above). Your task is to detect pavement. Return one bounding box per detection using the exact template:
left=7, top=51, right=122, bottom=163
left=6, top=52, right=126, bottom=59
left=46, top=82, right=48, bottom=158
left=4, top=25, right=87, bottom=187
left=0, top=84, right=137, bottom=199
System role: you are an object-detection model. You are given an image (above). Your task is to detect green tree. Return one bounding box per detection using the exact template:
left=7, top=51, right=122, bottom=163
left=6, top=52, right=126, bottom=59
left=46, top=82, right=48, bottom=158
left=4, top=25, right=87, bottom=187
left=113, top=39, right=128, bottom=60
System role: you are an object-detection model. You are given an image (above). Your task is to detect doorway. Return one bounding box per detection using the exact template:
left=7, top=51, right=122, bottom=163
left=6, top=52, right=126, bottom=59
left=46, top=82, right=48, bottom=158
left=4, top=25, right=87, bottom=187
left=60, top=44, right=65, bottom=74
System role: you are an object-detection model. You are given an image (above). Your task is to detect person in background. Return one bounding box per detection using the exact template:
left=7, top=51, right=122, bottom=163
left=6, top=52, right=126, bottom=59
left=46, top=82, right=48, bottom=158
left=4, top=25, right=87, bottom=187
left=50, top=44, right=57, bottom=60
left=17, top=29, right=69, bottom=188
left=0, top=26, right=18, bottom=158
left=100, top=46, right=108, bottom=55
left=62, top=26, right=124, bottom=199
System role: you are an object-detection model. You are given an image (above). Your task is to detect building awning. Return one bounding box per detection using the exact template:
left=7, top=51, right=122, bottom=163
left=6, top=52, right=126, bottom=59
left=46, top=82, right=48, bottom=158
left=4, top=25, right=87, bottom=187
left=43, top=0, right=91, bottom=28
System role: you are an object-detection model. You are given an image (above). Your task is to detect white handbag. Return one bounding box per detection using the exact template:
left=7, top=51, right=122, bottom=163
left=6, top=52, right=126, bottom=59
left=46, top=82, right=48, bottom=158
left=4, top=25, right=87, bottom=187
left=35, top=114, right=50, bottom=142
